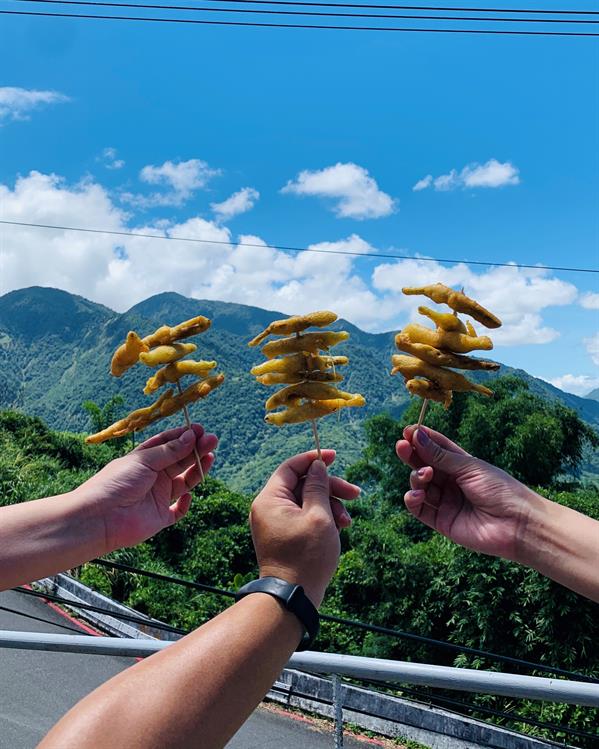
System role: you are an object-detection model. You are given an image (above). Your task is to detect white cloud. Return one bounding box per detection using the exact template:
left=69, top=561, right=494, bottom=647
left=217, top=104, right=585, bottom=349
left=580, top=292, right=599, bottom=310
left=413, top=175, right=433, bottom=191
left=282, top=162, right=396, bottom=219
left=99, top=147, right=125, bottom=170
left=0, top=170, right=580, bottom=345
left=372, top=258, right=577, bottom=346
left=543, top=374, right=599, bottom=397
left=413, top=159, right=520, bottom=192
left=211, top=187, right=259, bottom=221
left=121, top=158, right=220, bottom=208
left=585, top=332, right=599, bottom=366
left=0, top=87, right=69, bottom=123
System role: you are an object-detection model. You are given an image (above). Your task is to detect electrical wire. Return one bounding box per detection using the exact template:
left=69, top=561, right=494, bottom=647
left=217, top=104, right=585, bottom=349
left=3, top=8, right=599, bottom=35
left=14, top=0, right=599, bottom=24
left=2, top=220, right=597, bottom=274
left=145, top=0, right=599, bottom=15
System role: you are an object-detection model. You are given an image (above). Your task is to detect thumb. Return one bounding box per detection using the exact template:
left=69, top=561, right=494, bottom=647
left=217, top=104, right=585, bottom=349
left=301, top=459, right=333, bottom=517
left=138, top=429, right=196, bottom=471
left=413, top=428, right=471, bottom=475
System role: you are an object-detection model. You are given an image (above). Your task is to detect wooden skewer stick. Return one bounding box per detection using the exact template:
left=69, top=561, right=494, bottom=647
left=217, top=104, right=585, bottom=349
left=176, top=380, right=204, bottom=482
left=416, top=398, right=429, bottom=429
left=311, top=418, right=323, bottom=462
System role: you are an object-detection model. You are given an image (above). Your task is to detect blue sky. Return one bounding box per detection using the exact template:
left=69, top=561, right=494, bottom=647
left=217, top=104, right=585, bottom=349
left=1, top=4, right=598, bottom=394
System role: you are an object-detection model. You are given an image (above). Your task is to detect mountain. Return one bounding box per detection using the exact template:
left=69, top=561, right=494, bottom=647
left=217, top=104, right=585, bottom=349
left=2, top=286, right=599, bottom=491
left=586, top=388, right=599, bottom=403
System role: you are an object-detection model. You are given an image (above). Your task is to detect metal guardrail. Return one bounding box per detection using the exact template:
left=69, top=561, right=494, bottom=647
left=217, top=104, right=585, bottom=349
left=2, top=630, right=598, bottom=708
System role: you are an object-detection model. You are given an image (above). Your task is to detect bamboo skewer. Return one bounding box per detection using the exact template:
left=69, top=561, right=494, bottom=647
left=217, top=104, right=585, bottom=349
left=176, top=380, right=204, bottom=481
left=297, top=331, right=324, bottom=460
left=416, top=398, right=429, bottom=429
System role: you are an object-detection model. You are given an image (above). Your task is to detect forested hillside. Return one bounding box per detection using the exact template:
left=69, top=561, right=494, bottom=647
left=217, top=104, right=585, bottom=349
left=1, top=286, right=598, bottom=491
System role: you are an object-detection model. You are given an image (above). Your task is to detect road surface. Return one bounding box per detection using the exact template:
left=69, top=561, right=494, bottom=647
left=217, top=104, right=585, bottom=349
left=0, top=589, right=377, bottom=748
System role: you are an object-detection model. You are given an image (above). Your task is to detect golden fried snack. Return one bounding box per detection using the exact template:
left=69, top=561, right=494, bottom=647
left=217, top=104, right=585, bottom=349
left=391, top=355, right=493, bottom=397
left=418, top=306, right=466, bottom=333
left=250, top=353, right=348, bottom=377
left=143, top=316, right=211, bottom=348
left=256, top=372, right=344, bottom=386
left=403, top=283, right=501, bottom=329
left=265, top=382, right=357, bottom=411
left=85, top=391, right=172, bottom=444
left=248, top=311, right=338, bottom=347
left=466, top=320, right=477, bottom=338
left=110, top=332, right=149, bottom=377
left=394, top=335, right=499, bottom=371
left=405, top=378, right=452, bottom=409
left=402, top=323, right=493, bottom=353
left=139, top=343, right=197, bottom=368
left=261, top=331, right=349, bottom=360
left=144, top=359, right=217, bottom=395
left=265, top=395, right=365, bottom=426
left=86, top=375, right=225, bottom=444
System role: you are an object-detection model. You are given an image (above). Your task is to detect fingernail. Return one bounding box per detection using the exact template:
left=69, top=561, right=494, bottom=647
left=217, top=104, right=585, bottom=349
left=410, top=489, right=425, bottom=500
left=416, top=429, right=429, bottom=447
left=180, top=430, right=194, bottom=444
left=342, top=511, right=352, bottom=525
left=309, top=459, right=327, bottom=477
left=417, top=468, right=426, bottom=478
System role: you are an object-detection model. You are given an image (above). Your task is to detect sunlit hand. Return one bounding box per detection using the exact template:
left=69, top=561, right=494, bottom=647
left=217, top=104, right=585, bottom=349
left=396, top=425, right=540, bottom=562
left=250, top=450, right=361, bottom=607
left=74, top=424, right=218, bottom=553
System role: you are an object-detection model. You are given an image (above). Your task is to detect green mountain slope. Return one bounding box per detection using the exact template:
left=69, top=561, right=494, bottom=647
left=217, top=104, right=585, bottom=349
left=2, top=286, right=598, bottom=491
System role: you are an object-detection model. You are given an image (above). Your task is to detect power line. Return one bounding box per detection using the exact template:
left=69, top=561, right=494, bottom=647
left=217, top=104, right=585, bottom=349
left=2, top=219, right=598, bottom=274
left=163, top=1, right=599, bottom=15
left=15, top=0, right=599, bottom=24
left=3, top=8, right=599, bottom=35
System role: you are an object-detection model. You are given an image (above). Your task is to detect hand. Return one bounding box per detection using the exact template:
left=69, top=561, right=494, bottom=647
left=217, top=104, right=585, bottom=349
left=249, top=450, right=361, bottom=607
left=74, top=424, right=218, bottom=554
left=396, top=425, right=542, bottom=562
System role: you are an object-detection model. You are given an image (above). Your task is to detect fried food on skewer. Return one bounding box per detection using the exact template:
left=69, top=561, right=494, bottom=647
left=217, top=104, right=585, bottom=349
left=256, top=372, right=344, bottom=386
left=250, top=354, right=349, bottom=377
left=248, top=311, right=338, bottom=347
left=144, top=360, right=217, bottom=395
left=139, top=343, right=197, bottom=367
left=392, top=283, right=502, bottom=416
left=86, top=375, right=224, bottom=444
left=402, top=323, right=493, bottom=354
left=261, top=331, right=349, bottom=360
left=403, top=283, right=502, bottom=329
left=111, top=332, right=149, bottom=377
left=391, top=355, right=493, bottom=397
left=143, top=316, right=211, bottom=347
left=394, top=336, right=499, bottom=371
left=265, top=395, right=365, bottom=426
left=249, top=310, right=364, bottom=444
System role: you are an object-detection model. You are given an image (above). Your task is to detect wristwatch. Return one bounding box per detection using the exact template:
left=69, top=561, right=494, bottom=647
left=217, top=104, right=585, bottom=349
left=235, top=576, right=320, bottom=651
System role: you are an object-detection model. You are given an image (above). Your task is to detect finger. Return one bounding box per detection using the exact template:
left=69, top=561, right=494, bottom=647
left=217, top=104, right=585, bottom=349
left=172, top=452, right=215, bottom=498
left=410, top=466, right=433, bottom=491
left=136, top=424, right=204, bottom=452
left=265, top=449, right=336, bottom=494
left=403, top=425, right=470, bottom=456
left=168, top=492, right=193, bottom=524
left=164, top=433, right=218, bottom=481
left=330, top=497, right=352, bottom=530
left=329, top=476, right=361, bottom=501
left=413, top=428, right=472, bottom=475
left=395, top=439, right=426, bottom=471
left=138, top=429, right=197, bottom=472
left=301, top=459, right=334, bottom=520
left=404, top=488, right=440, bottom=531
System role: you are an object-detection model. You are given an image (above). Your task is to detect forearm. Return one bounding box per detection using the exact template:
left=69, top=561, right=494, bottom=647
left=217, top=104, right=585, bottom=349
left=38, top=594, right=304, bottom=749
left=518, top=493, right=599, bottom=603
left=0, top=492, right=107, bottom=590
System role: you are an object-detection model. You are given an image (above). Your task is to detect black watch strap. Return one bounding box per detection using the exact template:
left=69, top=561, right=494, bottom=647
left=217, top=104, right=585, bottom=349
left=235, top=577, right=319, bottom=651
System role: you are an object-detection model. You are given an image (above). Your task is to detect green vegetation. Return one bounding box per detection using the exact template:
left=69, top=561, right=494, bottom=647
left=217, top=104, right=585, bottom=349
left=2, top=287, right=599, bottom=744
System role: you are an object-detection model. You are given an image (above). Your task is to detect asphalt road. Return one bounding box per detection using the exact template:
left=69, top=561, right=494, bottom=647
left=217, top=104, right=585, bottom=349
left=0, top=590, right=374, bottom=749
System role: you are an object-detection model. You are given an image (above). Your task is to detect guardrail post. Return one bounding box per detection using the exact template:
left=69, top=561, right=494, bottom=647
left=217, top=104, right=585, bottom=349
left=332, top=673, right=343, bottom=748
